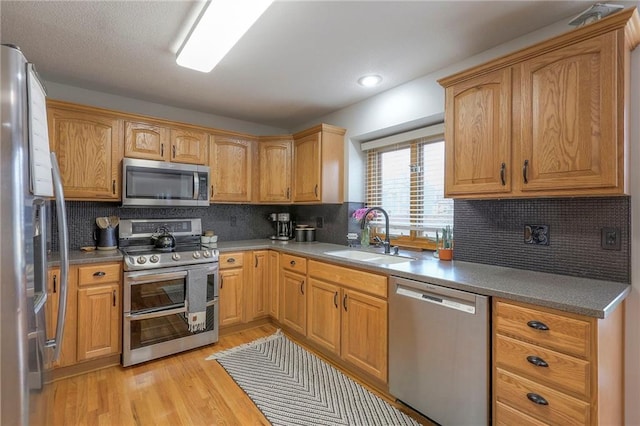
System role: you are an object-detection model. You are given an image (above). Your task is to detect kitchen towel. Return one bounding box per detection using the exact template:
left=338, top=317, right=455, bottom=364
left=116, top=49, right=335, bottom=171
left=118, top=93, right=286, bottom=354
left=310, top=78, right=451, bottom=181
left=186, top=268, right=207, bottom=332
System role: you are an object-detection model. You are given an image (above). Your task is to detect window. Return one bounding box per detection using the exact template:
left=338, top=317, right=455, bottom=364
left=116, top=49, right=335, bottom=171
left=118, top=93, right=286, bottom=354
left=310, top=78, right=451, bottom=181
left=364, top=127, right=453, bottom=248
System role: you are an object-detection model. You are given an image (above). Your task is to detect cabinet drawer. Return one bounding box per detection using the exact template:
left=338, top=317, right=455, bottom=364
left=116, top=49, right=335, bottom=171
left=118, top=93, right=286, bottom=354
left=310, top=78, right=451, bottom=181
left=496, top=401, right=548, bottom=426
left=281, top=253, right=307, bottom=273
left=495, top=334, right=590, bottom=399
left=78, top=263, right=121, bottom=287
left=495, top=300, right=591, bottom=359
left=496, top=369, right=590, bottom=425
left=220, top=252, right=244, bottom=269
left=308, top=260, right=387, bottom=298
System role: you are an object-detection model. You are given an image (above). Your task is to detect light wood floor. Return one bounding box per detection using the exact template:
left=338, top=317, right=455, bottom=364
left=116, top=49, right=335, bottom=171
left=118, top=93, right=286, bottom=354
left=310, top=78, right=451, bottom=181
left=31, top=324, right=433, bottom=425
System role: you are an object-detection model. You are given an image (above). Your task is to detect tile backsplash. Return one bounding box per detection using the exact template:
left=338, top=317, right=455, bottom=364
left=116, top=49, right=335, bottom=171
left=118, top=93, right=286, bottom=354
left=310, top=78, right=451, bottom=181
left=453, top=197, right=630, bottom=283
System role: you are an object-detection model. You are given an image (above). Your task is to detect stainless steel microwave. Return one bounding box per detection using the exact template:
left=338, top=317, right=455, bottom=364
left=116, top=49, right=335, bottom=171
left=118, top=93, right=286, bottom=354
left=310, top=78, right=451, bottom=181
left=122, top=158, right=210, bottom=207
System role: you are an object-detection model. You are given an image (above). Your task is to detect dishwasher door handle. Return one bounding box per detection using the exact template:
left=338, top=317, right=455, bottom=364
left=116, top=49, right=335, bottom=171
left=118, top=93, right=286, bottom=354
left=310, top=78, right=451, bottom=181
left=396, top=285, right=476, bottom=314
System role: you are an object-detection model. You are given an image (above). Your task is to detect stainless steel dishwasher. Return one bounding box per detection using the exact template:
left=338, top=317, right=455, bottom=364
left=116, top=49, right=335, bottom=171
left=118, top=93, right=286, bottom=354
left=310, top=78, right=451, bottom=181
left=389, top=276, right=490, bottom=426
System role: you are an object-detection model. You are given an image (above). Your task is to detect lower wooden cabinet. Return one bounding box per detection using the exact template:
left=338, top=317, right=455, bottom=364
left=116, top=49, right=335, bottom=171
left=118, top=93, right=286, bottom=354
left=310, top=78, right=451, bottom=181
left=247, top=250, right=269, bottom=321
left=219, top=252, right=245, bottom=327
left=77, top=283, right=120, bottom=361
left=281, top=269, right=307, bottom=335
left=45, top=267, right=78, bottom=368
left=307, top=260, right=388, bottom=383
left=493, top=298, right=624, bottom=425
left=267, top=251, right=280, bottom=320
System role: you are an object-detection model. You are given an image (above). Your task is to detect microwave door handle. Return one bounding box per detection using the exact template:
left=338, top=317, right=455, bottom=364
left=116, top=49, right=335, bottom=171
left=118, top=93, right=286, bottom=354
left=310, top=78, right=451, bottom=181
left=46, top=153, right=69, bottom=363
left=193, top=172, right=199, bottom=200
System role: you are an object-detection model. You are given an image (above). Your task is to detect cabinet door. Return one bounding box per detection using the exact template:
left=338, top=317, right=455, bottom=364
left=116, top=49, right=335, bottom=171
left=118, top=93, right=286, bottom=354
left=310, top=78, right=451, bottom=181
left=45, top=267, right=77, bottom=368
left=219, top=268, right=244, bottom=327
left=444, top=68, right=512, bottom=196
left=281, top=270, right=307, bottom=335
left=77, top=283, right=120, bottom=361
left=307, top=278, right=341, bottom=355
left=267, top=251, right=280, bottom=320
left=341, top=289, right=388, bottom=382
left=293, top=133, right=321, bottom=202
left=249, top=251, right=269, bottom=321
left=209, top=136, right=253, bottom=202
left=520, top=33, right=619, bottom=193
left=48, top=106, right=122, bottom=200
left=259, top=139, right=292, bottom=202
left=171, top=128, right=208, bottom=165
left=124, top=121, right=169, bottom=161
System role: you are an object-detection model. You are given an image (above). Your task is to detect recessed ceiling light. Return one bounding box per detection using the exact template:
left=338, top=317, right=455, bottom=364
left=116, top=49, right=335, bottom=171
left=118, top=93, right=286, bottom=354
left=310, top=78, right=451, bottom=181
left=358, top=75, right=383, bottom=87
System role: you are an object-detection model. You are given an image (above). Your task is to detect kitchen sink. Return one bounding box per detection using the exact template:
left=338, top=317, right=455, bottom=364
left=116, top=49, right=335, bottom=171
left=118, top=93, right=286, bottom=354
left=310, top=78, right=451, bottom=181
left=324, top=249, right=415, bottom=265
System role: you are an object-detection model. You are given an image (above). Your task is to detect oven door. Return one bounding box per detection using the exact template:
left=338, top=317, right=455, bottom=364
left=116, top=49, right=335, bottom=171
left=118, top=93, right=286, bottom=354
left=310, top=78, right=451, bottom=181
left=123, top=264, right=218, bottom=366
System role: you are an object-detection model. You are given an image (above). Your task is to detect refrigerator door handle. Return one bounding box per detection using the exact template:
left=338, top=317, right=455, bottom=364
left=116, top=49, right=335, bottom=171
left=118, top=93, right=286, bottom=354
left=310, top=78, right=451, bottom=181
left=45, top=152, right=69, bottom=362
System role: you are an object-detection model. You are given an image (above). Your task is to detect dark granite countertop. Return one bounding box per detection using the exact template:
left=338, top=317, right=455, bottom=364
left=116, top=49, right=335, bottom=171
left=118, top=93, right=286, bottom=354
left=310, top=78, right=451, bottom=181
left=50, top=239, right=629, bottom=319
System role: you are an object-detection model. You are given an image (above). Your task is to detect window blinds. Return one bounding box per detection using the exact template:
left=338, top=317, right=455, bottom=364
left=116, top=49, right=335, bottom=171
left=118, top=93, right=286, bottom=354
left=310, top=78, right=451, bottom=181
left=365, top=136, right=453, bottom=236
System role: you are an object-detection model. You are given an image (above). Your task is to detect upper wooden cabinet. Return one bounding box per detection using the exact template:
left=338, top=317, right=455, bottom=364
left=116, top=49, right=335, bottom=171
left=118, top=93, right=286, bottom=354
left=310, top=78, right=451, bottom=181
left=439, top=8, right=640, bottom=199
left=209, top=135, right=254, bottom=203
left=47, top=101, right=123, bottom=200
left=125, top=121, right=207, bottom=165
left=292, top=124, right=346, bottom=204
left=257, top=136, right=292, bottom=203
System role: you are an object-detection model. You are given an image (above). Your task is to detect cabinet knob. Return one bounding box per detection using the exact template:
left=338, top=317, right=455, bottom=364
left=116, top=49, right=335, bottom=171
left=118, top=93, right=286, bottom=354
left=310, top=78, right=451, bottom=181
left=526, top=355, right=549, bottom=368
left=527, top=320, right=549, bottom=331
left=526, top=392, right=548, bottom=406
left=290, top=260, right=296, bottom=266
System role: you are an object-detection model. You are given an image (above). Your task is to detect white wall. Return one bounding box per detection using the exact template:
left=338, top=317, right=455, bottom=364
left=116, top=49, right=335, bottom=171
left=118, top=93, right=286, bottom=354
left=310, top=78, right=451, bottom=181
left=44, top=81, right=288, bottom=136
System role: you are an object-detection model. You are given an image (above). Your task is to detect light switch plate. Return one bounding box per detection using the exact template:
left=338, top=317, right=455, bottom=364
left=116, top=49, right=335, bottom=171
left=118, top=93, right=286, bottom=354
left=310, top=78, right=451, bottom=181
left=601, top=227, right=621, bottom=250
left=524, top=225, right=549, bottom=245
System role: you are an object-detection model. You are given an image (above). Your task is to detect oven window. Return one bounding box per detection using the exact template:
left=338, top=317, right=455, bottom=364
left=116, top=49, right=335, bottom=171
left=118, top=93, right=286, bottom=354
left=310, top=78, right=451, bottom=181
left=130, top=279, right=185, bottom=313
left=129, top=304, right=216, bottom=350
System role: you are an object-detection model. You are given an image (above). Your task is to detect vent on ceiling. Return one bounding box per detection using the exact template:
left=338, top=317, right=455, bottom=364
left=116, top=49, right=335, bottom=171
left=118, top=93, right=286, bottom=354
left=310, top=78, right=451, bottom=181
left=568, top=3, right=624, bottom=27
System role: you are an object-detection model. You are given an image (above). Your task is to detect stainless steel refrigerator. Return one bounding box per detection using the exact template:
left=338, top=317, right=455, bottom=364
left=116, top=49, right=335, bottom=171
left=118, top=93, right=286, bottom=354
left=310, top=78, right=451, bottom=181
left=1, top=44, right=69, bottom=425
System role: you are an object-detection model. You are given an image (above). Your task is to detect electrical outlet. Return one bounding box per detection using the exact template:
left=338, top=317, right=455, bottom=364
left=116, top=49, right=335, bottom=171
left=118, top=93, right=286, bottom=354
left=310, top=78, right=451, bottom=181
left=601, top=227, right=621, bottom=250
left=316, top=217, right=324, bottom=229
left=524, top=225, right=549, bottom=245
left=230, top=216, right=237, bottom=227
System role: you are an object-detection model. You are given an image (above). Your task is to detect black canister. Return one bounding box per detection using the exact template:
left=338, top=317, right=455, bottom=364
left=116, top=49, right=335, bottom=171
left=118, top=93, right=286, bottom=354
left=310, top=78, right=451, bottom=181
left=304, top=227, right=316, bottom=242
left=94, top=227, right=118, bottom=250
left=295, top=227, right=306, bottom=242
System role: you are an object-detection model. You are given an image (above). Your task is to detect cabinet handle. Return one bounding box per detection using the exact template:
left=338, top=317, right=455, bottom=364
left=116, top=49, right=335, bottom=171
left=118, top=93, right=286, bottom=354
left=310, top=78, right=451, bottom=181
left=286, top=187, right=290, bottom=199
left=523, top=160, right=529, bottom=184
left=526, top=393, right=549, bottom=406
left=526, top=355, right=549, bottom=368
left=227, top=258, right=236, bottom=264
left=53, top=275, right=57, bottom=293
left=161, top=144, right=164, bottom=157
left=527, top=320, right=549, bottom=331
left=112, top=180, right=116, bottom=194
left=500, top=162, right=506, bottom=186
left=290, top=260, right=296, bottom=266
left=172, top=145, right=176, bottom=158
left=334, top=292, right=338, bottom=308
left=211, top=186, right=214, bottom=197
left=255, top=255, right=258, bottom=267
left=314, top=184, right=318, bottom=197
left=112, top=289, right=116, bottom=307
left=343, top=294, right=348, bottom=311
left=93, top=271, right=106, bottom=277
left=300, top=280, right=304, bottom=295
left=220, top=277, right=224, bottom=289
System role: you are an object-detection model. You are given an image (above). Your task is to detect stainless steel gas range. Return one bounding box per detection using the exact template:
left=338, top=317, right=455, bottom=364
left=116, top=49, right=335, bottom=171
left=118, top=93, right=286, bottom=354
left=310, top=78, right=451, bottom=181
left=119, top=218, right=219, bottom=366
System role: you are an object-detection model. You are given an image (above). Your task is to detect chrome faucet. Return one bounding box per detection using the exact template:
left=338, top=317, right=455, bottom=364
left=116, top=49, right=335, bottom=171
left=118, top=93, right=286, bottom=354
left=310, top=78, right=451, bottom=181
left=361, top=207, right=391, bottom=254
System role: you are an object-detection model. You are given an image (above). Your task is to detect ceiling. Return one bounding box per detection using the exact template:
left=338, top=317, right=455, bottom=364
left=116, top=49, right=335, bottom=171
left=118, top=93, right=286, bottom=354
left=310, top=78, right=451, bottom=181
left=0, top=1, right=618, bottom=130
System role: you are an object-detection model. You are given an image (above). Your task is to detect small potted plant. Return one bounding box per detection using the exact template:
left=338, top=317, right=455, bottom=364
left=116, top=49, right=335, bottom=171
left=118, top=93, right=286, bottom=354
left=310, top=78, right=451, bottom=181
left=437, top=225, right=453, bottom=261
left=352, top=208, right=378, bottom=247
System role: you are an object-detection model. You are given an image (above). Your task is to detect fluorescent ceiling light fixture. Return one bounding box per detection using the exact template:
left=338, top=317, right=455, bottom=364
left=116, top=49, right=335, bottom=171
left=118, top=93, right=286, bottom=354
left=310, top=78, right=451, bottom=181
left=176, top=0, right=274, bottom=73
left=358, top=75, right=383, bottom=87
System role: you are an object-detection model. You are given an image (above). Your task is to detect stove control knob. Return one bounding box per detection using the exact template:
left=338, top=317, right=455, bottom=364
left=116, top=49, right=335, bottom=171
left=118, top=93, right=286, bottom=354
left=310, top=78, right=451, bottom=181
left=137, top=256, right=147, bottom=265
left=129, top=256, right=136, bottom=264
left=193, top=251, right=201, bottom=259
left=203, top=250, right=211, bottom=258
left=149, top=255, right=159, bottom=263
left=172, top=253, right=181, bottom=261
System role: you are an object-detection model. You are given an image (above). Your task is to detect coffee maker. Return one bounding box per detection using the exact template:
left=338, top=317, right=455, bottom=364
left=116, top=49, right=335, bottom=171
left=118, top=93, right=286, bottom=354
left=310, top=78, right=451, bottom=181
left=269, top=212, right=293, bottom=240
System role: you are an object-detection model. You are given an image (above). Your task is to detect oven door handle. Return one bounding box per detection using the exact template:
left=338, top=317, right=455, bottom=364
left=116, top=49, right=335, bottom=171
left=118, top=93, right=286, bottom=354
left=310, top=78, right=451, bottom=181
left=125, top=271, right=188, bottom=284
left=125, top=306, right=186, bottom=320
